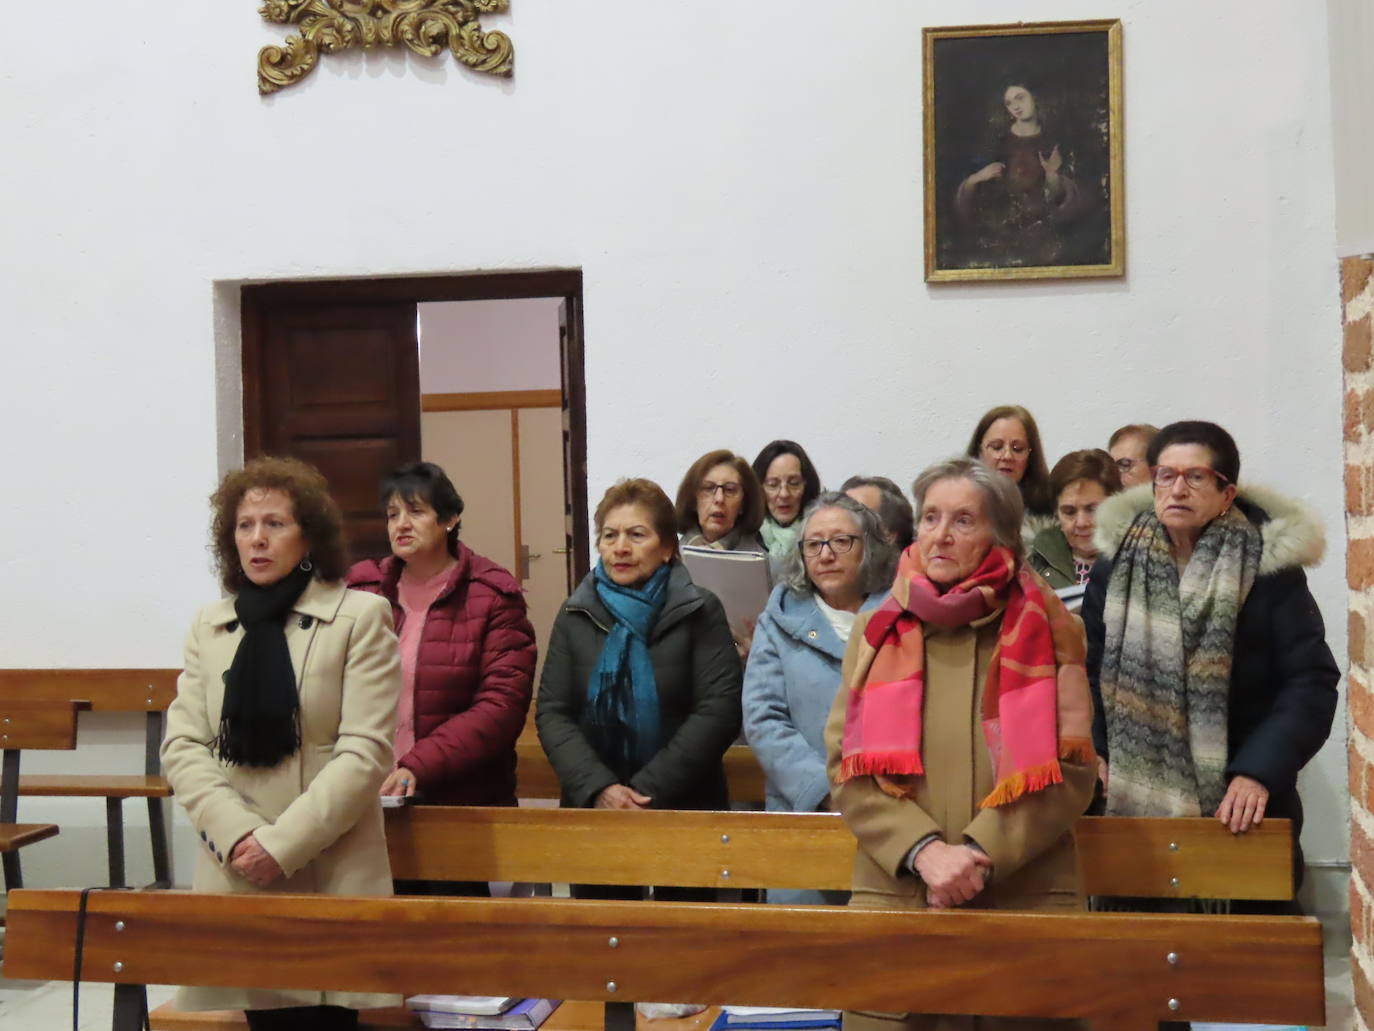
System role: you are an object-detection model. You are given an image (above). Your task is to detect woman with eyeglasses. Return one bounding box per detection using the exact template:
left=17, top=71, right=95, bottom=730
left=965, top=405, right=1055, bottom=544
left=742, top=494, right=894, bottom=904
left=674, top=449, right=768, bottom=554
left=1028, top=449, right=1122, bottom=590
left=751, top=440, right=823, bottom=573
left=1106, top=423, right=1159, bottom=488
left=1083, top=422, right=1337, bottom=886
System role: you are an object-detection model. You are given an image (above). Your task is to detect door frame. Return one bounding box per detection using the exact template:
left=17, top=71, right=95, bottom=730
left=240, top=268, right=590, bottom=582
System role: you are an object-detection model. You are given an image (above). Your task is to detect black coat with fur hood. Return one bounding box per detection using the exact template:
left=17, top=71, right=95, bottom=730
left=1082, top=484, right=1339, bottom=840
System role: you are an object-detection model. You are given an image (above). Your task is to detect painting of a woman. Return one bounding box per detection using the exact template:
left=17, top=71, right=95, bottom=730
left=924, top=22, right=1123, bottom=282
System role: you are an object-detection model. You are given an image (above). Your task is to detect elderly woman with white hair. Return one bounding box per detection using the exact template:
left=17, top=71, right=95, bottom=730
left=825, top=457, right=1096, bottom=1031
left=742, top=493, right=895, bottom=905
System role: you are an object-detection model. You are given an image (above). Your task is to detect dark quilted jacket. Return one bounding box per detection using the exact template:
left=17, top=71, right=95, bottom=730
left=347, top=544, right=536, bottom=805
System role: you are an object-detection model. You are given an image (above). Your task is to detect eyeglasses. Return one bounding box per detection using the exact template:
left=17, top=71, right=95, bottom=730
left=1115, top=457, right=1140, bottom=473
left=1151, top=466, right=1230, bottom=491
left=982, top=441, right=1030, bottom=457
left=799, top=534, right=859, bottom=558
left=763, top=477, right=805, bottom=494
left=698, top=481, right=743, bottom=499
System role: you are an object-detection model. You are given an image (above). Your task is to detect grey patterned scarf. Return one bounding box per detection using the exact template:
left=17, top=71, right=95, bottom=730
left=1099, top=506, right=1262, bottom=816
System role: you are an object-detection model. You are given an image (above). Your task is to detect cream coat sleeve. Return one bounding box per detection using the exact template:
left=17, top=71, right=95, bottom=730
left=254, top=595, right=400, bottom=877
left=824, top=624, right=942, bottom=880
left=161, top=612, right=271, bottom=869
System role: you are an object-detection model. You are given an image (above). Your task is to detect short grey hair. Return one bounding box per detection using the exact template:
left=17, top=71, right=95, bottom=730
left=780, top=492, right=897, bottom=597
left=911, top=457, right=1024, bottom=560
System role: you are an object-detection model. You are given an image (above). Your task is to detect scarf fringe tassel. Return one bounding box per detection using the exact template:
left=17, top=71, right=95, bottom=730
left=840, top=752, right=924, bottom=782
left=978, top=741, right=1098, bottom=808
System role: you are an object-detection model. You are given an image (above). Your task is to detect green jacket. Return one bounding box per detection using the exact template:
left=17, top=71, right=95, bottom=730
left=1027, top=525, right=1078, bottom=589
left=535, top=561, right=742, bottom=809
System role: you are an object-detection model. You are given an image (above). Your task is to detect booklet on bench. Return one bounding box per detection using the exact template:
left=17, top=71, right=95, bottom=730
left=680, top=546, right=772, bottom=637
left=405, top=997, right=560, bottom=1030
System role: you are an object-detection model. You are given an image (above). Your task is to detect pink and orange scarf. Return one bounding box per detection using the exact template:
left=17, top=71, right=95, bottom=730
left=837, top=544, right=1094, bottom=808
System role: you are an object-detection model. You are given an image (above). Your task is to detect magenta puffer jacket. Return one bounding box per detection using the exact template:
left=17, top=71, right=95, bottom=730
left=347, top=544, right=536, bottom=805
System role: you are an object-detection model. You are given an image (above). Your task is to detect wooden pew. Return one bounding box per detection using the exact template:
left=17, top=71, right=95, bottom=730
left=0, top=669, right=179, bottom=887
left=384, top=805, right=1299, bottom=901
left=0, top=699, right=86, bottom=889
left=5, top=886, right=1326, bottom=1031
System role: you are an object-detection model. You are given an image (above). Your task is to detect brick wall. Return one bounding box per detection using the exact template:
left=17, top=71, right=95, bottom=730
left=1345, top=253, right=1374, bottom=1028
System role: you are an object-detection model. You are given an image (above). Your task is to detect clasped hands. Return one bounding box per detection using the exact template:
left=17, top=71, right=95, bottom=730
left=914, top=840, right=993, bottom=910
left=229, top=832, right=284, bottom=887
left=594, top=784, right=652, bottom=810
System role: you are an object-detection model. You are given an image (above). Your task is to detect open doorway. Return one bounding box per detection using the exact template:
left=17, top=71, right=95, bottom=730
left=239, top=270, right=589, bottom=677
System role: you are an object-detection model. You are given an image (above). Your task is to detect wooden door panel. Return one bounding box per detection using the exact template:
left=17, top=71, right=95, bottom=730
left=246, top=297, right=420, bottom=561
left=518, top=407, right=570, bottom=685
left=420, top=410, right=517, bottom=574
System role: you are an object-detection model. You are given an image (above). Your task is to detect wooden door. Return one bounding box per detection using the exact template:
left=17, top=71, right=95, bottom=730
left=420, top=408, right=518, bottom=573
left=518, top=406, right=571, bottom=683
left=244, top=297, right=420, bottom=562
left=558, top=298, right=591, bottom=584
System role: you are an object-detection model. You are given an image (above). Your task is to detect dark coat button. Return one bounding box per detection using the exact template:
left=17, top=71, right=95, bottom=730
left=299, top=615, right=313, bottom=629
left=200, top=830, right=207, bottom=841
left=208, top=840, right=215, bottom=852
left=226, top=620, right=239, bottom=633
left=216, top=852, right=223, bottom=863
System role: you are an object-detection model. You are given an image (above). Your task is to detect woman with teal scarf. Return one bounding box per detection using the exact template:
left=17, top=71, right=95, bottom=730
left=537, top=478, right=742, bottom=823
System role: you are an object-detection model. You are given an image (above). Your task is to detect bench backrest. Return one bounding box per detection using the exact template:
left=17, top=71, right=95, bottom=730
left=0, top=670, right=179, bottom=712
left=386, top=805, right=1295, bottom=901
left=2, top=888, right=1326, bottom=1030
left=0, top=699, right=85, bottom=752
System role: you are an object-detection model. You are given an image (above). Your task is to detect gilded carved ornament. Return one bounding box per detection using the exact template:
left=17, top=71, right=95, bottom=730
left=258, top=0, right=513, bottom=95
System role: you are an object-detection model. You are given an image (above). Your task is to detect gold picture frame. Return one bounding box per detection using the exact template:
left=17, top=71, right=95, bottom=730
left=922, top=19, right=1124, bottom=283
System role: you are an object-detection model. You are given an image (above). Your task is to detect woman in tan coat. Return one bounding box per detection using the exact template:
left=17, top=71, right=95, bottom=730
left=162, top=457, right=402, bottom=1031
left=824, top=457, right=1096, bottom=1031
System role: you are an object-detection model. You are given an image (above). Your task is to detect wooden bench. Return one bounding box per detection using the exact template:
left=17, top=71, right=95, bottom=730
left=0, top=669, right=179, bottom=887
left=144, top=808, right=1301, bottom=1030
left=5, top=884, right=1326, bottom=1031
left=0, top=699, right=87, bottom=889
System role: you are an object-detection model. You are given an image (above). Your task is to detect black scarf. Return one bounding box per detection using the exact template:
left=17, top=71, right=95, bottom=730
left=214, top=563, right=313, bottom=768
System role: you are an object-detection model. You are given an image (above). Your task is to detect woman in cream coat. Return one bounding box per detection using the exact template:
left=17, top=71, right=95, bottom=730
left=163, top=457, right=401, bottom=1031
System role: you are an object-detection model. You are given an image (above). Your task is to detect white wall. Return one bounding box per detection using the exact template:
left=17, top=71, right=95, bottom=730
left=0, top=1, right=1349, bottom=885
left=419, top=298, right=563, bottom=394
left=1328, top=0, right=1374, bottom=257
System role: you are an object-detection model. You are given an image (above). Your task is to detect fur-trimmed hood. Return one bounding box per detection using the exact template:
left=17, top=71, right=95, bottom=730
left=1092, top=483, right=1326, bottom=577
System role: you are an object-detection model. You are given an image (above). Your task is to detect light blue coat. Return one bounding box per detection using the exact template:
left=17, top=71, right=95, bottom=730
left=742, top=583, right=887, bottom=905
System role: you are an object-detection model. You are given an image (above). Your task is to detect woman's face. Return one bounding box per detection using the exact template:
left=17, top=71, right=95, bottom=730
left=1152, top=443, right=1238, bottom=540
left=385, top=492, right=453, bottom=564
left=1004, top=85, right=1037, bottom=123
left=694, top=462, right=745, bottom=541
left=1109, top=434, right=1152, bottom=488
left=598, top=503, right=675, bottom=587
left=235, top=487, right=308, bottom=587
left=980, top=417, right=1031, bottom=484
left=918, top=478, right=996, bottom=589
left=1056, top=479, right=1107, bottom=561
left=802, top=507, right=865, bottom=605
left=762, top=453, right=806, bottom=526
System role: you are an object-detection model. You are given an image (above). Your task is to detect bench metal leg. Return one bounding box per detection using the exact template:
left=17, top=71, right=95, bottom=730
left=105, top=797, right=126, bottom=888
left=147, top=796, right=171, bottom=887
left=112, top=982, right=148, bottom=1031
left=2, top=851, right=21, bottom=890
left=604, top=1001, right=635, bottom=1031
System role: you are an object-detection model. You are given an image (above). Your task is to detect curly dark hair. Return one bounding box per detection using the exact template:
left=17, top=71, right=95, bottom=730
left=210, top=456, right=348, bottom=592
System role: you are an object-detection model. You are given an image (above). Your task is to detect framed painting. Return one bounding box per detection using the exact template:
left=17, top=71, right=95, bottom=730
left=923, top=20, right=1124, bottom=282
